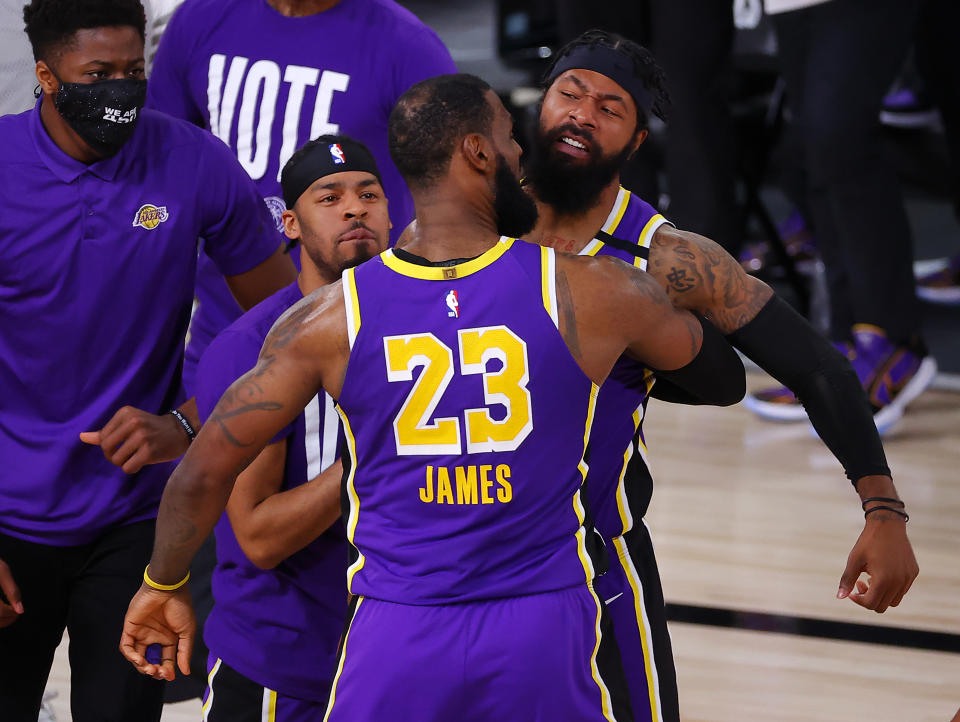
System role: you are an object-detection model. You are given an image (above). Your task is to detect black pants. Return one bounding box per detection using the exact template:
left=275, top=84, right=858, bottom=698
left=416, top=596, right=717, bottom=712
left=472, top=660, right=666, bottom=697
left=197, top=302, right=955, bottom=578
left=0, top=521, right=164, bottom=722
left=916, top=0, right=960, bottom=218
left=649, top=0, right=740, bottom=253
left=772, top=0, right=923, bottom=344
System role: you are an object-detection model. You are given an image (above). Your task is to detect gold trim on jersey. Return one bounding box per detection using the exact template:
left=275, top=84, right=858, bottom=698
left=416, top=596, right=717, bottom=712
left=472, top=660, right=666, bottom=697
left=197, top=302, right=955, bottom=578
left=613, top=529, right=664, bottom=722
left=201, top=657, right=223, bottom=721
left=634, top=214, right=670, bottom=270
left=573, top=384, right=617, bottom=720
left=342, top=267, right=362, bottom=350
left=540, top=245, right=560, bottom=328
left=335, top=406, right=365, bottom=592
left=322, top=596, right=366, bottom=722
left=602, top=187, right=631, bottom=235
left=381, top=237, right=515, bottom=280
left=587, top=585, right=620, bottom=722
left=573, top=382, right=600, bottom=580
left=613, top=404, right=644, bottom=537
left=261, top=689, right=277, bottom=722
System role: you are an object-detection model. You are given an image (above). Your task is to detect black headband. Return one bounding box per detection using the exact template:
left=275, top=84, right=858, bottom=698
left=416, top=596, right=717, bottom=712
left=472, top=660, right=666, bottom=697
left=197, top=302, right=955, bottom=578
left=547, top=45, right=654, bottom=120
left=281, top=136, right=383, bottom=209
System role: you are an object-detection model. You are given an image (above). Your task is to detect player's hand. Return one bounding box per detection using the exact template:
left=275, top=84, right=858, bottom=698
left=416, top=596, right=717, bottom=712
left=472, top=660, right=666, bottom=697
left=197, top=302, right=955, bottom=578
left=837, top=511, right=919, bottom=613
left=80, top=406, right=190, bottom=474
left=0, top=557, right=24, bottom=628
left=120, top=584, right=195, bottom=681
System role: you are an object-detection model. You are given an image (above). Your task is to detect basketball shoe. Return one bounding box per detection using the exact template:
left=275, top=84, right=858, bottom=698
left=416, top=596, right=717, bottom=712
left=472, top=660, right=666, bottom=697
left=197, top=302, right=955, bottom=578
left=916, top=254, right=960, bottom=305
left=744, top=325, right=938, bottom=435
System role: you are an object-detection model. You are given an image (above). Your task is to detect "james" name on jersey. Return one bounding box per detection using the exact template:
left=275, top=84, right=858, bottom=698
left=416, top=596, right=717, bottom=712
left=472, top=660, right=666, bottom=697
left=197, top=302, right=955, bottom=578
left=419, top=464, right=513, bottom=505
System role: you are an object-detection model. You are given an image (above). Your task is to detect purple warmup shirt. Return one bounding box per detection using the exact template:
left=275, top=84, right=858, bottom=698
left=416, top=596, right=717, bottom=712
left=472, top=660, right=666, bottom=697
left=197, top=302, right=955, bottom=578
left=147, top=0, right=456, bottom=391
left=196, top=282, right=347, bottom=700
left=337, top=239, right=607, bottom=604
left=0, top=100, right=279, bottom=546
left=578, top=187, right=673, bottom=542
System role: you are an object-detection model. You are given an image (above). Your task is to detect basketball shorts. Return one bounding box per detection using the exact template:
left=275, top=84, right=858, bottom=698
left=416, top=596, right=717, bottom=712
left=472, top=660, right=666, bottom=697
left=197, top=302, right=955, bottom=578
left=594, top=521, right=680, bottom=722
left=201, top=656, right=328, bottom=722
left=323, top=585, right=634, bottom=722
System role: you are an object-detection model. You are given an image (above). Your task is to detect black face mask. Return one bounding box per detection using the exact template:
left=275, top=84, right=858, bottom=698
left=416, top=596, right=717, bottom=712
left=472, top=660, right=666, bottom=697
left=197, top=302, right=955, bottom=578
left=54, top=78, right=147, bottom=157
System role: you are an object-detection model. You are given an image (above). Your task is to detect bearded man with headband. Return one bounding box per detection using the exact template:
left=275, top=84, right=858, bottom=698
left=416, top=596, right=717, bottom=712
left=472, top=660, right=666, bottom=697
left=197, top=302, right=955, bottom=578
left=522, top=29, right=919, bottom=722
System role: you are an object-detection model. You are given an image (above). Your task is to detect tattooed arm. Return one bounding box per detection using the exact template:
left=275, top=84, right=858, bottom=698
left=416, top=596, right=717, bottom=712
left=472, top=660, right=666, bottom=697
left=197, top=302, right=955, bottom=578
left=556, top=254, right=744, bottom=406
left=647, top=226, right=917, bottom=614
left=119, top=284, right=350, bottom=680
left=646, top=225, right=773, bottom=333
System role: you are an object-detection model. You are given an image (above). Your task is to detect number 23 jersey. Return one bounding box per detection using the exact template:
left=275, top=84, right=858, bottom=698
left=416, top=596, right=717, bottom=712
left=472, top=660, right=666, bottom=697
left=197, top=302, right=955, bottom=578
left=336, top=238, right=606, bottom=605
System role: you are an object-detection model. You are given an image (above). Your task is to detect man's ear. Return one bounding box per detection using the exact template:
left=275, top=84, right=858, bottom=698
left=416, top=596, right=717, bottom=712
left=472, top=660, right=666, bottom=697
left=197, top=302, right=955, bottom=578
left=281, top=209, right=300, bottom=241
left=35, top=60, right=58, bottom=96
left=460, top=133, right=494, bottom=174
left=627, top=129, right=649, bottom=160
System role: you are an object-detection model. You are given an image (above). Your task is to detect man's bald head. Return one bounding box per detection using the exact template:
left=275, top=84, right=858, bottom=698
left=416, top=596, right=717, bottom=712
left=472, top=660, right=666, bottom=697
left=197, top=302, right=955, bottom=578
left=388, top=73, right=494, bottom=189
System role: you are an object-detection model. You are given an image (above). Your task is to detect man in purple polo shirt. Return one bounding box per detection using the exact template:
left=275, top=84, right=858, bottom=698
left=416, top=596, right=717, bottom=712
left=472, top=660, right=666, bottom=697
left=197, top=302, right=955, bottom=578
left=0, top=1, right=296, bottom=719
left=147, top=0, right=457, bottom=394
left=194, top=135, right=388, bottom=721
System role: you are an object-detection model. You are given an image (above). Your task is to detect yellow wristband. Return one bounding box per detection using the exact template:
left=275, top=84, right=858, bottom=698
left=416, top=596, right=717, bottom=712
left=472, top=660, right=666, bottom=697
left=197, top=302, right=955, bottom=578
left=143, top=565, right=190, bottom=591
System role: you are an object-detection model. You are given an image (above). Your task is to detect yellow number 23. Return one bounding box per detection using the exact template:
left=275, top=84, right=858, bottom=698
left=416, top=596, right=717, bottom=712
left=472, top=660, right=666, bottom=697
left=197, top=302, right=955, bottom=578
left=383, top=325, right=533, bottom=456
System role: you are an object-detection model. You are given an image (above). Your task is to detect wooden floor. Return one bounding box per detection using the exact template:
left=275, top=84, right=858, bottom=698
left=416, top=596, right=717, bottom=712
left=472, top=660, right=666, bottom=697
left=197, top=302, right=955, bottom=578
left=45, top=372, right=960, bottom=721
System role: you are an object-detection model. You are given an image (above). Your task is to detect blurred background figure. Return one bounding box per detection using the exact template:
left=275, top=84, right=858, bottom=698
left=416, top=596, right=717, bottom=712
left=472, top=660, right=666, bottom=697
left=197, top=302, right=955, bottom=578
left=912, top=0, right=960, bottom=304
left=745, top=0, right=937, bottom=433
left=0, top=0, right=185, bottom=117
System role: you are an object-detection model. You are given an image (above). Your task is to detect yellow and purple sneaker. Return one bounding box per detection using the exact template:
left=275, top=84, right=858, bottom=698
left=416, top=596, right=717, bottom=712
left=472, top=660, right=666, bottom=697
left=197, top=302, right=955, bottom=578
left=916, top=254, right=960, bottom=306
left=853, top=325, right=938, bottom=434
left=744, top=341, right=859, bottom=422
left=743, top=326, right=937, bottom=435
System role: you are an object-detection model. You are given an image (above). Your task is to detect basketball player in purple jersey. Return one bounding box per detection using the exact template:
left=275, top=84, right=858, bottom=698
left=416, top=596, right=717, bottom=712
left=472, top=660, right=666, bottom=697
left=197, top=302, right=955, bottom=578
left=522, top=30, right=919, bottom=722
left=193, top=136, right=388, bottom=720
left=147, top=0, right=456, bottom=393
left=119, top=73, right=746, bottom=721
left=0, top=1, right=295, bottom=719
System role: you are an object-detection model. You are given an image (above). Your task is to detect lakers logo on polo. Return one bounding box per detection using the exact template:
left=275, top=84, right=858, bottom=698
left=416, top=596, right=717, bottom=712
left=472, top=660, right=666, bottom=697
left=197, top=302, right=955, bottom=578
left=132, top=203, right=170, bottom=230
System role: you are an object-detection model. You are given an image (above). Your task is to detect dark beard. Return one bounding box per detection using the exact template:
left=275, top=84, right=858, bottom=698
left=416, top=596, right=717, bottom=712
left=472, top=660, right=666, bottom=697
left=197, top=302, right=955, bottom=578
left=525, top=123, right=633, bottom=217
left=493, top=154, right=539, bottom=238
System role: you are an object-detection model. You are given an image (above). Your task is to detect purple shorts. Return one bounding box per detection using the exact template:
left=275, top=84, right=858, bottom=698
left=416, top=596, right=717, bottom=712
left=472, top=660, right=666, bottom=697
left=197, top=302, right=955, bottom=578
left=323, top=585, right=633, bottom=721
left=202, top=656, right=328, bottom=722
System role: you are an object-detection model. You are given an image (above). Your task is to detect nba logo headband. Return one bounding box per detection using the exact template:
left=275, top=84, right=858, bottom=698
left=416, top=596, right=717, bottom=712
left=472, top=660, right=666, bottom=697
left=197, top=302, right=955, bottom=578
left=281, top=135, right=383, bottom=209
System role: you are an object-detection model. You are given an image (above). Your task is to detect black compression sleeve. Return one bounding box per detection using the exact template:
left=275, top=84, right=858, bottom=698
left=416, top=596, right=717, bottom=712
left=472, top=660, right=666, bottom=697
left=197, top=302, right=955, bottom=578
left=653, top=315, right=746, bottom=407
left=727, top=295, right=890, bottom=483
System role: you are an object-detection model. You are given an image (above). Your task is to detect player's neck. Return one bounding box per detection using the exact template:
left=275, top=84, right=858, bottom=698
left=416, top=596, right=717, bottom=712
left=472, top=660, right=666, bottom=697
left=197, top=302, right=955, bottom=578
left=403, top=191, right=503, bottom=262
left=266, top=0, right=342, bottom=16
left=527, top=179, right=622, bottom=254
left=39, top=94, right=102, bottom=164
left=297, top=254, right=336, bottom=296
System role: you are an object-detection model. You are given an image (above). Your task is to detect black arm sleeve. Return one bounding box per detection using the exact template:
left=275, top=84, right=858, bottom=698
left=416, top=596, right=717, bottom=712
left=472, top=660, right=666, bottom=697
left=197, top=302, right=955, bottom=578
left=652, top=314, right=746, bottom=407
left=726, top=295, right=890, bottom=483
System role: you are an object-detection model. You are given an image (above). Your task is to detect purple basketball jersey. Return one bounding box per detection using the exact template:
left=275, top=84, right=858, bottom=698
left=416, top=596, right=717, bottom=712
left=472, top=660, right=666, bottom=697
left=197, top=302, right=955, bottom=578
left=580, top=188, right=673, bottom=542
left=336, top=239, right=606, bottom=604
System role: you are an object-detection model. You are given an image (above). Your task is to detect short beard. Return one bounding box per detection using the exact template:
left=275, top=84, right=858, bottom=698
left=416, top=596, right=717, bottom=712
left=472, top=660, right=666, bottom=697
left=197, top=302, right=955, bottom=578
left=301, top=221, right=381, bottom=281
left=492, top=154, right=539, bottom=238
left=525, top=123, right=634, bottom=217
